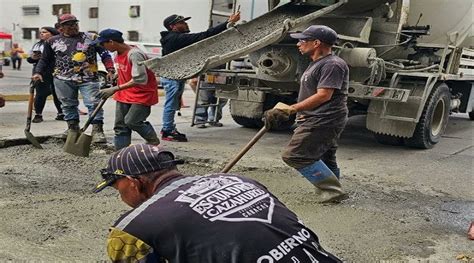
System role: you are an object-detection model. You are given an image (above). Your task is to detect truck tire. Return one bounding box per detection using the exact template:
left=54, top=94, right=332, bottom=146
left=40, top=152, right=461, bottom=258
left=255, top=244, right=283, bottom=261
left=231, top=115, right=262, bottom=128
left=406, top=83, right=450, bottom=149
left=469, top=111, right=474, bottom=120
left=373, top=133, right=404, bottom=146
left=231, top=94, right=296, bottom=130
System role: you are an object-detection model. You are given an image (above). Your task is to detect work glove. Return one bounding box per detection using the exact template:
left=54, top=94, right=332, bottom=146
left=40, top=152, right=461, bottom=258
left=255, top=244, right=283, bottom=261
left=263, top=102, right=296, bottom=130
left=97, top=86, right=119, bottom=99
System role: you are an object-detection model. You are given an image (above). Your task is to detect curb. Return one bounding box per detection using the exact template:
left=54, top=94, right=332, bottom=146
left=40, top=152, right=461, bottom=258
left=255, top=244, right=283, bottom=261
left=4, top=89, right=165, bottom=102
left=0, top=135, right=51, bottom=148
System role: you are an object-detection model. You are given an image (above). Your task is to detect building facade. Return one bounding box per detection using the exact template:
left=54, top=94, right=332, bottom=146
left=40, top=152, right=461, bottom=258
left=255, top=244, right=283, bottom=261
left=0, top=0, right=267, bottom=53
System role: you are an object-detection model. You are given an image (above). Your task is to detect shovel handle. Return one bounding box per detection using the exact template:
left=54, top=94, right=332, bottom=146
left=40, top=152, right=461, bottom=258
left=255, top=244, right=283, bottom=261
left=25, top=82, right=37, bottom=131
left=221, top=127, right=268, bottom=173
left=81, top=98, right=107, bottom=132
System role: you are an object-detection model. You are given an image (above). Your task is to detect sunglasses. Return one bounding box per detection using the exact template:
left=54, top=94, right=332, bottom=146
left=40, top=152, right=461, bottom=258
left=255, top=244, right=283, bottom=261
left=62, top=21, right=78, bottom=27
left=100, top=159, right=185, bottom=184
left=100, top=169, right=127, bottom=185
left=298, top=39, right=316, bottom=43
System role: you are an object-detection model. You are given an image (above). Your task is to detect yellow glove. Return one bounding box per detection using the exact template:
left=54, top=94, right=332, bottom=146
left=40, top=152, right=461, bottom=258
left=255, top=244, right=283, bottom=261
left=273, top=102, right=296, bottom=115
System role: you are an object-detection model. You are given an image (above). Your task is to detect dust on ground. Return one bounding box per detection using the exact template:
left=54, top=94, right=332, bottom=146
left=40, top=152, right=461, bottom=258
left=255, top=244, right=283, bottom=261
left=0, top=140, right=472, bottom=262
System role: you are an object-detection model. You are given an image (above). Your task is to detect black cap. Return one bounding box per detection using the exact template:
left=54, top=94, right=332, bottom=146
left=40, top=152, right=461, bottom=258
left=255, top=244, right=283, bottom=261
left=290, top=25, right=338, bottom=45
left=163, top=14, right=191, bottom=30
left=93, top=144, right=184, bottom=193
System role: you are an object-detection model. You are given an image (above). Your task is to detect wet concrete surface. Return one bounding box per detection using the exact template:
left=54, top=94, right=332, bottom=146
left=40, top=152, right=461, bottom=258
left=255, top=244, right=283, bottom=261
left=1, top=64, right=473, bottom=261
left=0, top=112, right=473, bottom=261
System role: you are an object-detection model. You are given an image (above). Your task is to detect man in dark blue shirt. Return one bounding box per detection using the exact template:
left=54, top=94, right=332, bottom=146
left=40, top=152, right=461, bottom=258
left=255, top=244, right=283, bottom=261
left=94, top=144, right=342, bottom=263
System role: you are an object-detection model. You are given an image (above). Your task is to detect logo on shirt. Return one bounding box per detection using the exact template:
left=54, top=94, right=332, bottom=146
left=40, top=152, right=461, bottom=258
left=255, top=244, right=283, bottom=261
left=52, top=39, right=68, bottom=53
left=175, top=176, right=275, bottom=223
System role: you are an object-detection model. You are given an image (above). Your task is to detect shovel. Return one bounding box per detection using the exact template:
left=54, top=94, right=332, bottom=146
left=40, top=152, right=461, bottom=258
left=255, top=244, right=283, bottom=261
left=221, top=127, right=268, bottom=173
left=25, top=81, right=43, bottom=149
left=63, top=98, right=107, bottom=157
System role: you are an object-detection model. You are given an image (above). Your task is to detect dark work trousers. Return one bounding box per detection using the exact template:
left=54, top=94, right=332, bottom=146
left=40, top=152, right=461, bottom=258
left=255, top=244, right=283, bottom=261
left=11, top=56, right=22, bottom=70
left=34, top=74, right=62, bottom=115
left=114, top=101, right=157, bottom=149
left=282, top=117, right=347, bottom=171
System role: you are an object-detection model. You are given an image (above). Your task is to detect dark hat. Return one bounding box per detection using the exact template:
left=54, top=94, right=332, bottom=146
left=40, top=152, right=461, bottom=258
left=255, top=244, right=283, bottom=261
left=58, top=14, right=79, bottom=25
left=93, top=144, right=184, bottom=193
left=290, top=25, right=338, bottom=45
left=41, top=26, right=59, bottom=36
left=92, top=28, right=124, bottom=45
left=163, top=14, right=191, bottom=30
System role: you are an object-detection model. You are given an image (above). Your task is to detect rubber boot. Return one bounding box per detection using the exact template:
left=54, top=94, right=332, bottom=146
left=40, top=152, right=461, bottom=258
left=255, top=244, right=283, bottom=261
left=91, top=124, right=107, bottom=144
left=114, top=135, right=132, bottom=151
left=332, top=167, right=341, bottom=179
left=62, top=120, right=79, bottom=139
left=314, top=175, right=348, bottom=203
left=144, top=133, right=160, bottom=146
left=136, top=122, right=160, bottom=146
left=298, top=160, right=348, bottom=203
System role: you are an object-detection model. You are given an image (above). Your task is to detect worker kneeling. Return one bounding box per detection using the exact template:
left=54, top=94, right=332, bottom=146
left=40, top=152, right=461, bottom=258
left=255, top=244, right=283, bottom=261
left=94, top=143, right=342, bottom=262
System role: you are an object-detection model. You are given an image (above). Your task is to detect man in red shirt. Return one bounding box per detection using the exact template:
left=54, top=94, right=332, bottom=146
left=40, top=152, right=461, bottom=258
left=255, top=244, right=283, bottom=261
left=94, top=29, right=160, bottom=150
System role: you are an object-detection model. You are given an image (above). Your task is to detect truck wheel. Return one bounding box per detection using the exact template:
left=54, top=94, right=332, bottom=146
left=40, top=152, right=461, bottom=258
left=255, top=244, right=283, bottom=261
left=373, top=133, right=404, bottom=146
left=469, top=111, right=474, bottom=120
left=230, top=115, right=262, bottom=128
left=231, top=94, right=296, bottom=130
left=406, top=83, right=450, bottom=149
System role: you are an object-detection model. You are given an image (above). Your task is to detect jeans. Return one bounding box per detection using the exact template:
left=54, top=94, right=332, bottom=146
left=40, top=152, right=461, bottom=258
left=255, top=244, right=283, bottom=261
left=114, top=102, right=157, bottom=150
left=195, top=88, right=227, bottom=123
left=54, top=79, right=103, bottom=123
left=11, top=56, right=22, bottom=69
left=160, top=77, right=185, bottom=132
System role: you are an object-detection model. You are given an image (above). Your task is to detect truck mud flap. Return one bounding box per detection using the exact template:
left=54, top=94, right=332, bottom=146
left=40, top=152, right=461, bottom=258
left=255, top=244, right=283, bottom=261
left=143, top=0, right=347, bottom=80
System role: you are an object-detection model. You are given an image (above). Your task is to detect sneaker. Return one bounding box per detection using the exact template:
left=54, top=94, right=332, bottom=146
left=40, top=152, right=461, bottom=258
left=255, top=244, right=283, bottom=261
left=196, top=123, right=207, bottom=129
left=161, top=129, right=188, bottom=142
left=55, top=114, right=65, bottom=121
left=209, top=122, right=223, bottom=127
left=32, top=115, right=43, bottom=123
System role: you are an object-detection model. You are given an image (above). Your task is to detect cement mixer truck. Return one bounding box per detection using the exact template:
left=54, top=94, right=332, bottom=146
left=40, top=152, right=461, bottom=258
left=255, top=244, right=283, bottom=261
left=144, top=0, right=474, bottom=149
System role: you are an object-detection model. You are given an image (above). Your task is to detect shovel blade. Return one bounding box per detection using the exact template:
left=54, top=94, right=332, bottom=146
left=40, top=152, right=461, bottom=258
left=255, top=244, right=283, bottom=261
left=24, top=130, right=43, bottom=149
left=63, top=130, right=93, bottom=157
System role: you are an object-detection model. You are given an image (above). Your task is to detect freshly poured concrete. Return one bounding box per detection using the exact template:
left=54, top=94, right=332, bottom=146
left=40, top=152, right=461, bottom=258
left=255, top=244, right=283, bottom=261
left=0, top=128, right=472, bottom=262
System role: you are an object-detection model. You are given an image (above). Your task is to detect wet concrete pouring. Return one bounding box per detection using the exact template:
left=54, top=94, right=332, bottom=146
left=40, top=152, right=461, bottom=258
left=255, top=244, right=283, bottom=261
left=148, top=4, right=319, bottom=79
left=0, top=136, right=472, bottom=262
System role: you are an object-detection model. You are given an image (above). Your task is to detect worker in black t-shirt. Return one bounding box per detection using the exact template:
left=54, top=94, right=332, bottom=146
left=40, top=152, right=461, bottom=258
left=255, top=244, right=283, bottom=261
left=94, top=143, right=342, bottom=263
left=264, top=25, right=349, bottom=203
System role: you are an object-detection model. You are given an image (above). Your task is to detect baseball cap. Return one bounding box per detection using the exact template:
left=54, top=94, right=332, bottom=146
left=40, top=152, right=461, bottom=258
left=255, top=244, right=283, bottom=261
left=93, top=144, right=184, bottom=193
left=290, top=25, right=338, bottom=45
left=163, top=14, right=191, bottom=30
left=58, top=14, right=79, bottom=25
left=92, top=29, right=124, bottom=45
